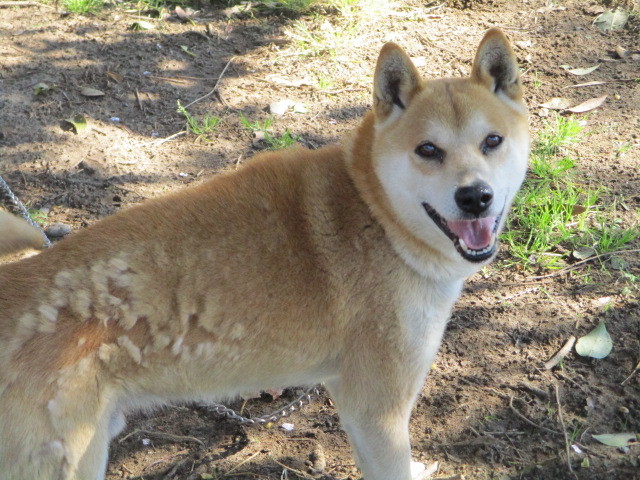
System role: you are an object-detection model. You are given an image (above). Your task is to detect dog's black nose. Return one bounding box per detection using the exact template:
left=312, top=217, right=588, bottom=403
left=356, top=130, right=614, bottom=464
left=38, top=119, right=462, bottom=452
left=455, top=182, right=494, bottom=215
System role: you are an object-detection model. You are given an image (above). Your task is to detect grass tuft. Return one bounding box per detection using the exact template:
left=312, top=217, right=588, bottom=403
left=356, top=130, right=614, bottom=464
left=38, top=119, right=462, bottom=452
left=240, top=114, right=301, bottom=150
left=177, top=101, right=221, bottom=142
left=63, top=0, right=103, bottom=13
left=503, top=115, right=638, bottom=270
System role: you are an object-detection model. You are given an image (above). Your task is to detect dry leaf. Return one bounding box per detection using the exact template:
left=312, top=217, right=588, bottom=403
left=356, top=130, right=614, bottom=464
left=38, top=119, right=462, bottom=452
left=594, top=8, right=629, bottom=32
left=615, top=46, right=629, bottom=59
left=575, top=322, right=613, bottom=359
left=106, top=72, right=124, bottom=83
left=567, top=95, right=607, bottom=113
left=565, top=65, right=600, bottom=76
left=61, top=114, right=87, bottom=134
left=33, top=82, right=52, bottom=95
left=563, top=81, right=606, bottom=89
left=540, top=97, right=573, bottom=110
left=80, top=87, right=105, bottom=97
left=592, top=433, right=637, bottom=447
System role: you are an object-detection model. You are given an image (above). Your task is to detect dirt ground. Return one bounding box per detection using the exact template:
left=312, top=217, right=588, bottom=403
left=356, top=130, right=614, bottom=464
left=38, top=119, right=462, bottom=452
left=1, top=0, right=639, bottom=479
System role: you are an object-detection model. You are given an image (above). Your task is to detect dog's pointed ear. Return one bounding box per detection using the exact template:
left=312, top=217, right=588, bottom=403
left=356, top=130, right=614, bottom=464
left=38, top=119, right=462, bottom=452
left=470, top=28, right=522, bottom=103
left=373, top=42, right=422, bottom=121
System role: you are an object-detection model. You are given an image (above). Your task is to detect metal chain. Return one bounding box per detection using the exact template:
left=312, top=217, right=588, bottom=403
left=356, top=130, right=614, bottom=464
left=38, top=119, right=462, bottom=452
left=0, top=173, right=318, bottom=425
left=202, top=387, right=318, bottom=426
left=0, top=174, right=52, bottom=247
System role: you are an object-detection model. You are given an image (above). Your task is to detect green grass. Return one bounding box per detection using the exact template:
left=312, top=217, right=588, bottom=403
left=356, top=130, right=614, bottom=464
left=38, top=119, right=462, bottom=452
left=502, top=115, right=638, bottom=270
left=63, top=0, right=103, bottom=13
left=28, top=209, right=47, bottom=226
left=240, top=114, right=301, bottom=150
left=177, top=101, right=221, bottom=141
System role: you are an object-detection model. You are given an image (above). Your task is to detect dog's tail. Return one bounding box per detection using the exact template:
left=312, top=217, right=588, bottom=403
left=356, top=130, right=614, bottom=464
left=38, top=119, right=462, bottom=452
left=0, top=210, right=46, bottom=255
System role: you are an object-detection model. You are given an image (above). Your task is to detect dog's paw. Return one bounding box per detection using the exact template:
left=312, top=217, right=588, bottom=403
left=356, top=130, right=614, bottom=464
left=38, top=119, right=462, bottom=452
left=410, top=460, right=439, bottom=479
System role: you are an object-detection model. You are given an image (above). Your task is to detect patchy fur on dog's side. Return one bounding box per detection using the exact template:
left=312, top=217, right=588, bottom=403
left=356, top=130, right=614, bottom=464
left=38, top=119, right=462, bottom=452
left=0, top=28, right=528, bottom=480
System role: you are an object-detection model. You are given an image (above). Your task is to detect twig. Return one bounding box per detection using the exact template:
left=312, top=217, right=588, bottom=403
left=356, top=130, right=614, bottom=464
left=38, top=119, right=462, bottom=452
left=142, top=130, right=187, bottom=147
left=554, top=384, right=576, bottom=478
left=271, top=458, right=316, bottom=480
left=621, top=361, right=640, bottom=386
left=509, top=396, right=561, bottom=435
left=135, top=89, right=145, bottom=114
left=544, top=336, right=576, bottom=370
left=526, top=249, right=640, bottom=280
left=183, top=57, right=235, bottom=110
left=144, top=450, right=189, bottom=470
left=223, top=451, right=261, bottom=476
left=118, top=428, right=204, bottom=447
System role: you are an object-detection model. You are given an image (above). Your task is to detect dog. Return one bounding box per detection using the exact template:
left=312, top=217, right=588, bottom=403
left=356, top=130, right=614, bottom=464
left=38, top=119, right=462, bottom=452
left=0, top=28, right=529, bottom=480
left=0, top=209, right=45, bottom=256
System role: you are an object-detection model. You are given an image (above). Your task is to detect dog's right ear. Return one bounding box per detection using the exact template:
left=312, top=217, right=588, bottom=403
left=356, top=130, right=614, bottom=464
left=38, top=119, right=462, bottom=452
left=373, top=43, right=422, bottom=122
left=0, top=210, right=45, bottom=256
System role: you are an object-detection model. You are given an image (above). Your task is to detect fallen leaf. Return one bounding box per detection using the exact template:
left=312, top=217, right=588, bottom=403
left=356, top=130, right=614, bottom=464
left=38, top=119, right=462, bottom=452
left=592, top=433, right=637, bottom=447
left=292, top=102, right=308, bottom=114
left=61, top=114, right=87, bottom=134
left=80, top=87, right=105, bottom=97
left=615, top=46, right=629, bottom=59
left=564, top=65, right=600, bottom=76
left=540, top=97, right=573, bottom=110
left=567, top=95, right=607, bottom=113
left=180, top=45, right=196, bottom=58
left=269, top=99, right=295, bottom=116
left=594, top=8, right=629, bottom=32
left=175, top=6, right=194, bottom=21
left=563, top=81, right=606, bottom=89
left=106, top=72, right=123, bottom=83
left=573, top=246, right=596, bottom=260
left=571, top=205, right=587, bottom=215
left=575, top=322, right=613, bottom=359
left=131, top=21, right=155, bottom=31
left=33, top=82, right=52, bottom=95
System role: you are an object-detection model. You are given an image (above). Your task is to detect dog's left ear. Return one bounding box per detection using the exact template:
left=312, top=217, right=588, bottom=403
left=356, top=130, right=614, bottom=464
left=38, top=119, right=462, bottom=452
left=373, top=42, right=422, bottom=121
left=470, top=28, right=522, bottom=103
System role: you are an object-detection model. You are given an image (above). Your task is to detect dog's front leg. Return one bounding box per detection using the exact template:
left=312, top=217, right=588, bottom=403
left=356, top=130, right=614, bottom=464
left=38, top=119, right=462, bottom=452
left=326, top=372, right=428, bottom=480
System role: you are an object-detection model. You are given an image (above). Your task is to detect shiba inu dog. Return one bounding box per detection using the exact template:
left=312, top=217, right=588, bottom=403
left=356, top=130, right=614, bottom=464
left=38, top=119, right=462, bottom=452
left=0, top=28, right=528, bottom=480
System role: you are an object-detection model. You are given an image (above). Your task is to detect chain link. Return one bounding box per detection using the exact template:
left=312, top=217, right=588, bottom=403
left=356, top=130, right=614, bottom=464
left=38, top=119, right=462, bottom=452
left=202, top=387, right=318, bottom=426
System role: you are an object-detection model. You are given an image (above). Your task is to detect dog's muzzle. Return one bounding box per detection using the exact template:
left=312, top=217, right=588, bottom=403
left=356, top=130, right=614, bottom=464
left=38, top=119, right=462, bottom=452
left=421, top=202, right=502, bottom=262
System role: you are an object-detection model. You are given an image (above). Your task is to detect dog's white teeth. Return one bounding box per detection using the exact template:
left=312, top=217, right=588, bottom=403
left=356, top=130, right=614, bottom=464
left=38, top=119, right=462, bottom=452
left=459, top=233, right=497, bottom=257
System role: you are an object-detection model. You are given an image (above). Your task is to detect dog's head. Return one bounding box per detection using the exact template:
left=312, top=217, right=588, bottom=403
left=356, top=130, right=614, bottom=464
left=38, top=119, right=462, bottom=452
left=350, top=28, right=529, bottom=276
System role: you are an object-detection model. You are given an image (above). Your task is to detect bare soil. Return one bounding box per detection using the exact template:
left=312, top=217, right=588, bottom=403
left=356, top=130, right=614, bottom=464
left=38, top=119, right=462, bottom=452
left=1, top=1, right=639, bottom=479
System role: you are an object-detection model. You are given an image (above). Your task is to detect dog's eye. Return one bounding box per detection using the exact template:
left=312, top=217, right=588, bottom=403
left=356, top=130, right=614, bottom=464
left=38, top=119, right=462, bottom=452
left=482, top=134, right=503, bottom=154
left=415, top=142, right=443, bottom=161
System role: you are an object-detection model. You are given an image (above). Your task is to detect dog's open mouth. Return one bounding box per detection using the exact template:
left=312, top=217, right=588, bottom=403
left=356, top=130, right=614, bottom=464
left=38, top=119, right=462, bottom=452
left=421, top=203, right=502, bottom=262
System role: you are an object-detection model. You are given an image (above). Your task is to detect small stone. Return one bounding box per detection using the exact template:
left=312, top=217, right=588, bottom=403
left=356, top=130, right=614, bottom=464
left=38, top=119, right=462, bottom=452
left=45, top=223, right=72, bottom=238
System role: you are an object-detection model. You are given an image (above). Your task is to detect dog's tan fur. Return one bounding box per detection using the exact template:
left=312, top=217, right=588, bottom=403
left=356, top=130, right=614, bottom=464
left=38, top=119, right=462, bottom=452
left=0, top=29, right=528, bottom=480
left=0, top=209, right=44, bottom=256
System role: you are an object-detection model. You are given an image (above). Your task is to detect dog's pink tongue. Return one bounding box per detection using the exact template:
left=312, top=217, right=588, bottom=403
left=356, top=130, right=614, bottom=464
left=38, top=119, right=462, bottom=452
left=447, top=217, right=495, bottom=250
